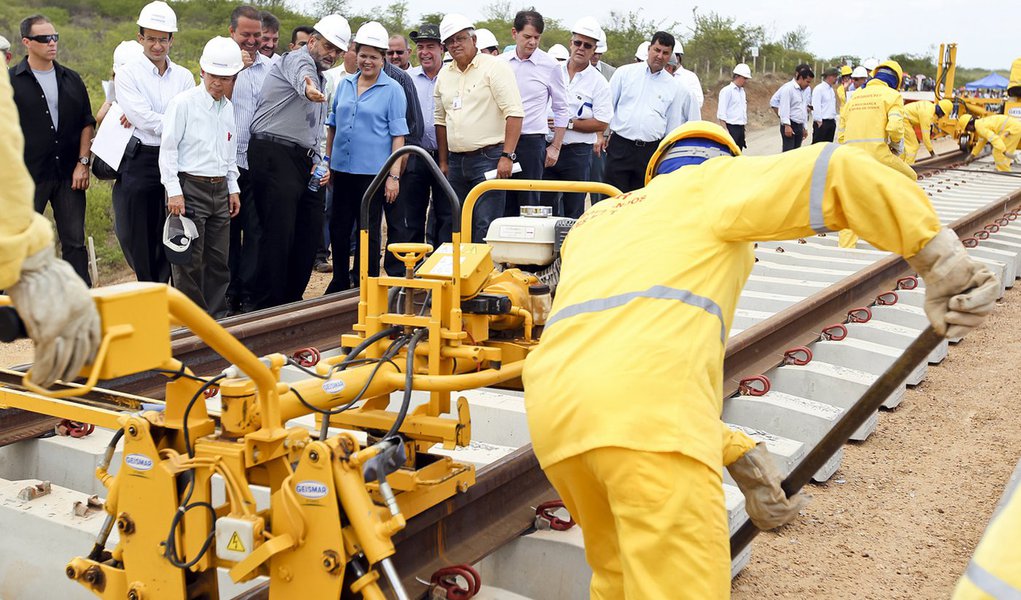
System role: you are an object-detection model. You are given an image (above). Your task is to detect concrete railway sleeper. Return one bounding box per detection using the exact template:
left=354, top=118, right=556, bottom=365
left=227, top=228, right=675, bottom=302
left=0, top=153, right=1019, bottom=598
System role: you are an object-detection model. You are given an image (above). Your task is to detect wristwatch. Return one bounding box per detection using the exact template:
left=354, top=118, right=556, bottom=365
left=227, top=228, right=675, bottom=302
left=567, top=119, right=575, bottom=130
left=388, top=174, right=400, bottom=181
left=500, top=151, right=517, bottom=161
left=78, top=156, right=90, bottom=166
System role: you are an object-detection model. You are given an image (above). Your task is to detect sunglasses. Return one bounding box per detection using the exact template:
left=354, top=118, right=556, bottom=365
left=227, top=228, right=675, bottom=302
left=386, top=49, right=405, bottom=55
left=26, top=33, right=59, bottom=43
left=571, top=39, right=594, bottom=50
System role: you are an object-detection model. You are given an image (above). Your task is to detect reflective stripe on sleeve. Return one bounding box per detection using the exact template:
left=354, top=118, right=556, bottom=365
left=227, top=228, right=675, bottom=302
left=810, top=143, right=838, bottom=233
left=843, top=138, right=886, bottom=144
left=963, top=563, right=1021, bottom=600
left=545, top=285, right=727, bottom=342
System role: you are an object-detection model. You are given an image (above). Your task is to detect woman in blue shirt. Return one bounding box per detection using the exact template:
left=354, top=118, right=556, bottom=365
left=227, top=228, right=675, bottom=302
left=325, top=21, right=408, bottom=292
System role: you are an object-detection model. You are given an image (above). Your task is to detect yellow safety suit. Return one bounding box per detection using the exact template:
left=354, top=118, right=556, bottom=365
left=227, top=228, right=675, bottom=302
left=902, top=101, right=938, bottom=165
left=837, top=79, right=916, bottom=181
left=0, top=66, right=52, bottom=289
left=952, top=467, right=1021, bottom=598
left=523, top=142, right=942, bottom=599
left=836, top=83, right=847, bottom=110
left=971, top=115, right=1021, bottom=172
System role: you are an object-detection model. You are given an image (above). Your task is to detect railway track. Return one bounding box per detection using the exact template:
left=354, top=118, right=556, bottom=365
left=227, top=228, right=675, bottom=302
left=2, top=151, right=1021, bottom=599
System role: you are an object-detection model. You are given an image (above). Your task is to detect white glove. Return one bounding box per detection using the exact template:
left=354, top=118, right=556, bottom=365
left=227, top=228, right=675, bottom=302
left=906, top=228, right=1000, bottom=338
left=889, top=138, right=905, bottom=156
left=964, top=154, right=977, bottom=165
left=727, top=443, right=808, bottom=530
left=7, top=247, right=100, bottom=387
left=1005, top=151, right=1017, bottom=161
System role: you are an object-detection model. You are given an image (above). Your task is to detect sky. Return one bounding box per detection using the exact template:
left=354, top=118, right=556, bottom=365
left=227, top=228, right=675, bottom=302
left=331, top=0, right=1021, bottom=70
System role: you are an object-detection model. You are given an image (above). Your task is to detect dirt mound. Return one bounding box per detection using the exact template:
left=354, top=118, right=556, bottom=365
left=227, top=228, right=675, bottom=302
left=701, top=72, right=788, bottom=129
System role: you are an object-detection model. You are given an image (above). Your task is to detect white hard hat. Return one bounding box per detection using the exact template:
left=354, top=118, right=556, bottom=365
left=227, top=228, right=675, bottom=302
left=635, top=41, right=650, bottom=61
left=443, top=51, right=452, bottom=63
left=851, top=66, right=869, bottom=78
left=474, top=28, right=498, bottom=50
left=862, top=58, right=879, bottom=71
left=113, top=40, right=144, bottom=74
left=0, top=35, right=10, bottom=52
left=675, top=42, right=684, bottom=55
left=314, top=14, right=351, bottom=52
left=440, top=13, right=474, bottom=44
left=733, top=63, right=752, bottom=79
left=596, top=39, right=607, bottom=53
left=571, top=16, right=605, bottom=42
left=200, top=36, right=244, bottom=77
left=136, top=1, right=178, bottom=33
left=548, top=43, right=569, bottom=61
left=353, top=21, right=388, bottom=50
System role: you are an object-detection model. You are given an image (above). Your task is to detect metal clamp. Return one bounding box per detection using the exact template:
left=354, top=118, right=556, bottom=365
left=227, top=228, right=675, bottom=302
left=995, top=217, right=1010, bottom=227
left=782, top=346, right=813, bottom=366
left=55, top=420, right=95, bottom=438
left=961, top=237, right=979, bottom=248
left=430, top=565, right=482, bottom=600
left=985, top=223, right=1000, bottom=233
left=846, top=307, right=872, bottom=323
left=738, top=375, right=770, bottom=396
left=535, top=500, right=575, bottom=531
left=876, top=291, right=899, bottom=306
left=896, top=276, right=918, bottom=290
left=974, top=230, right=991, bottom=240
left=292, top=347, right=322, bottom=367
left=821, top=323, right=848, bottom=341
left=774, top=246, right=785, bottom=253
left=1006, top=211, right=1018, bottom=221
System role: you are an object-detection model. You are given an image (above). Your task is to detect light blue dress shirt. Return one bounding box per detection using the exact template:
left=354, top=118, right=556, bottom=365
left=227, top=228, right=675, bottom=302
left=608, top=62, right=698, bottom=142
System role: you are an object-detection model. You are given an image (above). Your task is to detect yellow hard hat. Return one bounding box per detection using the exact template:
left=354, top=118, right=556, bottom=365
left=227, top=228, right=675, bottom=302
left=839, top=65, right=852, bottom=77
left=956, top=114, right=973, bottom=135
left=645, top=122, right=741, bottom=185
left=936, top=99, right=953, bottom=117
left=873, top=59, right=903, bottom=82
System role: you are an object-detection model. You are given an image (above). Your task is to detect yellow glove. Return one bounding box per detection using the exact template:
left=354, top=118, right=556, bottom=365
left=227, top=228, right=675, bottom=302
left=727, top=442, right=808, bottom=530
left=906, top=228, right=999, bottom=338
left=7, top=247, right=100, bottom=387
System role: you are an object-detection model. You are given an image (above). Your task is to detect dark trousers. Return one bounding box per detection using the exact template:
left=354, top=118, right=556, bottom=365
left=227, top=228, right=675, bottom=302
left=112, top=146, right=169, bottom=283
left=725, top=123, right=747, bottom=149
left=384, top=152, right=437, bottom=276
left=505, top=134, right=547, bottom=215
left=541, top=142, right=594, bottom=218
left=227, top=168, right=261, bottom=307
left=248, top=138, right=325, bottom=309
left=781, top=122, right=806, bottom=152
left=812, top=119, right=836, bottom=144
left=173, top=175, right=230, bottom=317
left=325, top=171, right=385, bottom=293
left=314, top=184, right=334, bottom=264
left=444, top=145, right=508, bottom=244
left=589, top=143, right=607, bottom=204
left=32, top=179, right=90, bottom=286
left=604, top=134, right=659, bottom=194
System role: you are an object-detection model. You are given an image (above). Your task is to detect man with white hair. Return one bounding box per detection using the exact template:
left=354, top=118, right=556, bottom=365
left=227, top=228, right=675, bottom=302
left=434, top=14, right=524, bottom=244
left=0, top=35, right=11, bottom=65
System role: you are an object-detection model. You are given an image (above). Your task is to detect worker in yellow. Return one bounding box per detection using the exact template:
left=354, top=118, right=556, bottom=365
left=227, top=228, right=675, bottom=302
left=837, top=59, right=916, bottom=180
left=952, top=463, right=1021, bottom=599
left=0, top=67, right=100, bottom=386
left=835, top=65, right=853, bottom=109
left=961, top=114, right=1021, bottom=172
left=902, top=99, right=954, bottom=164
left=522, top=122, right=999, bottom=599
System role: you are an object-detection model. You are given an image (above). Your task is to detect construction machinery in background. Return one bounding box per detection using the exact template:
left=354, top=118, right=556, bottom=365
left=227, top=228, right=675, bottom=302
left=933, top=43, right=1021, bottom=151
left=0, top=146, right=619, bottom=599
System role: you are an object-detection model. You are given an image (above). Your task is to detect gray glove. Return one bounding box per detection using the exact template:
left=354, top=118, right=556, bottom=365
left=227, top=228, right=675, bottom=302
left=7, top=247, right=100, bottom=387
left=889, top=138, right=905, bottom=156
left=964, top=154, right=976, bottom=165
left=1006, top=151, right=1017, bottom=161
left=906, top=228, right=1000, bottom=338
left=727, top=442, right=807, bottom=530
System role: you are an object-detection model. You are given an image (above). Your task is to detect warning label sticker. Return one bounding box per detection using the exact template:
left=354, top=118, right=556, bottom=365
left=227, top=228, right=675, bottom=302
left=226, top=531, right=246, bottom=553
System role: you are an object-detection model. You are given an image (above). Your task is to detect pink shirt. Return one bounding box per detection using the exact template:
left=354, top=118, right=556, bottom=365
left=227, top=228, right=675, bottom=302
left=504, top=48, right=569, bottom=135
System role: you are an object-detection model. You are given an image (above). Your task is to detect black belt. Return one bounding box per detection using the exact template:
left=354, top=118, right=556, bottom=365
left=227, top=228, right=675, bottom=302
left=252, top=133, right=316, bottom=158
left=180, top=172, right=226, bottom=185
left=820, top=118, right=836, bottom=122
left=611, top=134, right=658, bottom=148
left=519, top=133, right=546, bottom=139
left=454, top=143, right=501, bottom=157
left=136, top=141, right=160, bottom=154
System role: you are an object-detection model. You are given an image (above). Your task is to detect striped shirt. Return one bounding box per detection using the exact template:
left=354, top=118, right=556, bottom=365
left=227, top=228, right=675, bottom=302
left=232, top=52, right=273, bottom=170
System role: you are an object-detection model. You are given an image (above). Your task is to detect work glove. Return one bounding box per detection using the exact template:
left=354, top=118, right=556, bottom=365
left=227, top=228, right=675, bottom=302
left=964, top=154, right=977, bottom=165
left=727, top=442, right=808, bottom=530
left=889, top=138, right=905, bottom=156
left=906, top=228, right=1000, bottom=339
left=7, top=246, right=100, bottom=387
left=1005, top=151, right=1017, bottom=161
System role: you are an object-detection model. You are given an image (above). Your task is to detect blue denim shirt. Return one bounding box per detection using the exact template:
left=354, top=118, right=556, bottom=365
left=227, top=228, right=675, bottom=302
left=328, top=68, right=409, bottom=175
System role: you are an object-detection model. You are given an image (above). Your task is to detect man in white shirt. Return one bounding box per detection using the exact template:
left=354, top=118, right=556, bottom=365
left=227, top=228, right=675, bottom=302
left=673, top=43, right=703, bottom=110
left=717, top=63, right=751, bottom=149
left=160, top=37, right=242, bottom=318
left=502, top=9, right=569, bottom=212
left=226, top=4, right=270, bottom=313
left=541, top=17, right=612, bottom=218
left=114, top=1, right=195, bottom=283
left=812, top=67, right=839, bottom=144
left=605, top=31, right=698, bottom=193
left=775, top=64, right=814, bottom=152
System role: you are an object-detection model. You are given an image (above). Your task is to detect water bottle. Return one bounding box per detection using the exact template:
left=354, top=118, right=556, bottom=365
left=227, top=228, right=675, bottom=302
left=308, top=155, right=330, bottom=192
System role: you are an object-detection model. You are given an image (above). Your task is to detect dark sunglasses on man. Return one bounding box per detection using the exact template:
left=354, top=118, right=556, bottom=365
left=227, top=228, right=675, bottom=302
left=571, top=39, right=594, bottom=50
left=26, top=33, right=59, bottom=43
left=386, top=49, right=405, bottom=56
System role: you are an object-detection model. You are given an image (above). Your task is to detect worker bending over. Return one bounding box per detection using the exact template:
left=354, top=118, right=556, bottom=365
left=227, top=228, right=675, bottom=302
left=523, top=122, right=999, bottom=599
left=902, top=99, right=953, bottom=164
left=961, top=114, right=1021, bottom=172
left=0, top=67, right=99, bottom=387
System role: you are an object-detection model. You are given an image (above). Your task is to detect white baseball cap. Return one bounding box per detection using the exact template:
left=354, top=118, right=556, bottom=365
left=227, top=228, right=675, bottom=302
left=163, top=215, right=199, bottom=265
